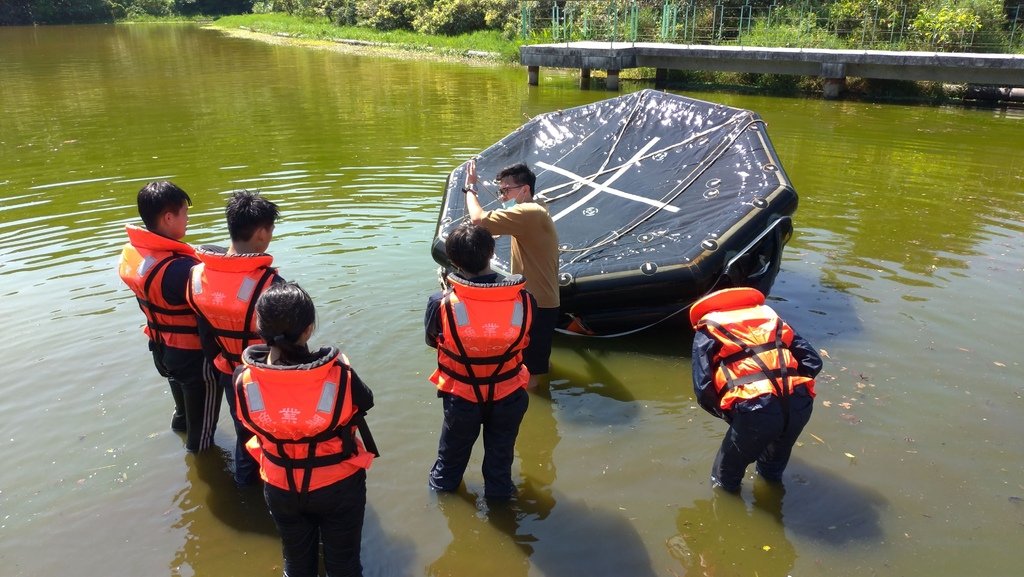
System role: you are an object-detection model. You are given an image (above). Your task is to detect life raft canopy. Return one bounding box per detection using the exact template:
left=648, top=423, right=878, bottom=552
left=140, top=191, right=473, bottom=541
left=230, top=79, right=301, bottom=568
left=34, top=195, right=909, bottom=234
left=431, top=89, right=798, bottom=336
left=689, top=287, right=766, bottom=329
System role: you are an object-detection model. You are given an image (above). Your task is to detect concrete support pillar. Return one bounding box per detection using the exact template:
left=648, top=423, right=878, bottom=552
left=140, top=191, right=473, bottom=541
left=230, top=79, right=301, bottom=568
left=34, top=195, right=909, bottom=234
left=606, top=69, right=620, bottom=91
left=655, top=68, right=668, bottom=89
left=580, top=67, right=591, bottom=89
left=528, top=65, right=539, bottom=86
left=822, top=77, right=846, bottom=99
left=820, top=62, right=847, bottom=100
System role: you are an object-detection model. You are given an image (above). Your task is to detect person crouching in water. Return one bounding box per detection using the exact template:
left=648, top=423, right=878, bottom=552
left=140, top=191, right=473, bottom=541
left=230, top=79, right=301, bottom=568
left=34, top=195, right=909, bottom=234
left=234, top=282, right=378, bottom=577
left=690, top=287, right=823, bottom=493
left=424, top=223, right=536, bottom=499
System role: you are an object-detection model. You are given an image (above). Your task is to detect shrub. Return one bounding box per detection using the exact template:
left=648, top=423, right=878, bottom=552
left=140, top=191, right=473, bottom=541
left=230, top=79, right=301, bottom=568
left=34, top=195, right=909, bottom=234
left=413, top=0, right=486, bottom=35
left=358, top=0, right=420, bottom=30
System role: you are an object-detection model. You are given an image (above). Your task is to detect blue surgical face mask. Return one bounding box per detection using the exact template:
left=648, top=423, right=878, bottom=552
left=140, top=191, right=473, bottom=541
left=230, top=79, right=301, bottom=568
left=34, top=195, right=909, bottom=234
left=501, top=199, right=517, bottom=210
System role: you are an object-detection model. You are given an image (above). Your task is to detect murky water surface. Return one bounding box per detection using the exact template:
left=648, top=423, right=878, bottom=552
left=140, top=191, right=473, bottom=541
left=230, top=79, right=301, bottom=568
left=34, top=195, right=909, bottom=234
left=1, top=23, right=1022, bottom=577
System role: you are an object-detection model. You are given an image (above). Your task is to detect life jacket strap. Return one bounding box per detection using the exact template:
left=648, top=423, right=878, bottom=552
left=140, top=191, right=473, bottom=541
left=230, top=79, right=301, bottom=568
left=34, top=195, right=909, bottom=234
left=706, top=318, right=787, bottom=397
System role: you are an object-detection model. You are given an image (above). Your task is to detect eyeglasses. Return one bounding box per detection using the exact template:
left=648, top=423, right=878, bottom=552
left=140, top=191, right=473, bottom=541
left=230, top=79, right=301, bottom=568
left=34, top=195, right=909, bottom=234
left=498, top=184, right=526, bottom=196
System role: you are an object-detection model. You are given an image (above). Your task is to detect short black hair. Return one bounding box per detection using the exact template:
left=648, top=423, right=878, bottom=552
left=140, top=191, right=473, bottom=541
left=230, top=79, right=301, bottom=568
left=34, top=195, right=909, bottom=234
left=137, top=181, right=191, bottom=230
left=446, top=223, right=494, bottom=276
left=256, top=282, right=317, bottom=365
left=226, top=190, right=279, bottom=242
left=495, top=163, right=536, bottom=197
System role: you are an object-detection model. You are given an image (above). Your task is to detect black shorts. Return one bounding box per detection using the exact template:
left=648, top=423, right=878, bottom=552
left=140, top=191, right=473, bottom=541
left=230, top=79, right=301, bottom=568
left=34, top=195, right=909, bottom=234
left=524, top=306, right=559, bottom=375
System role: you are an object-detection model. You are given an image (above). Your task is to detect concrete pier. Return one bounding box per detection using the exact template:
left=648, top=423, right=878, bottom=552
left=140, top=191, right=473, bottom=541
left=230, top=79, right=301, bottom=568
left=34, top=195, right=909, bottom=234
left=520, top=42, right=1024, bottom=99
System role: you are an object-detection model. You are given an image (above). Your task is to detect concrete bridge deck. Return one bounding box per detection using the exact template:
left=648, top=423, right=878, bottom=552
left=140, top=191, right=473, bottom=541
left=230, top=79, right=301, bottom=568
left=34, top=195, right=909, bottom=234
left=520, top=42, right=1024, bottom=98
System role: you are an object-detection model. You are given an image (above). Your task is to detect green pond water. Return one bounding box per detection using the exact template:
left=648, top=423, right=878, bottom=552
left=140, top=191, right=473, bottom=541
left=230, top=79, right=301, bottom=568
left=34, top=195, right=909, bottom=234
left=1, top=23, right=1022, bottom=577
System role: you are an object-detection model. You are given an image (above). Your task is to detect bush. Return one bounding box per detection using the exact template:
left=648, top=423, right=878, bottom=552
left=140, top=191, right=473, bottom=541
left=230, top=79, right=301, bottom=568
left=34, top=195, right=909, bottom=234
left=358, top=0, right=420, bottom=30
left=413, top=0, right=486, bottom=35
left=910, top=0, right=1008, bottom=51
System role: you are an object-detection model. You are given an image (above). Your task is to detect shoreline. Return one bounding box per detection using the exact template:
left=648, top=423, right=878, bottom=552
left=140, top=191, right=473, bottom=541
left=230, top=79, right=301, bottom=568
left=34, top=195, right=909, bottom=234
left=206, top=24, right=507, bottom=65
left=206, top=24, right=1023, bottom=106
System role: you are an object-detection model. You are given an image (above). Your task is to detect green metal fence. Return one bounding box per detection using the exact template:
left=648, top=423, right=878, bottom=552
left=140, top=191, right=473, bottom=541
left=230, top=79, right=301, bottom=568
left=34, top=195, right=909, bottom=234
left=520, top=1, right=1024, bottom=53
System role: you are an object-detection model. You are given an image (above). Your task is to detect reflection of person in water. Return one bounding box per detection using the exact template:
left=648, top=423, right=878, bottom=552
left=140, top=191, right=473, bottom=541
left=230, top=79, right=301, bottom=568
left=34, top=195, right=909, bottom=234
left=170, top=450, right=279, bottom=576
left=426, top=490, right=531, bottom=577
left=669, top=484, right=795, bottom=577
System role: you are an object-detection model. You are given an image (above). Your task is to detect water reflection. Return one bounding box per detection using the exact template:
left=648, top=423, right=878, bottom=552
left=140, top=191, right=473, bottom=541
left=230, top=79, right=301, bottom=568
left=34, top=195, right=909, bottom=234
left=171, top=450, right=278, bottom=576
left=669, top=486, right=797, bottom=577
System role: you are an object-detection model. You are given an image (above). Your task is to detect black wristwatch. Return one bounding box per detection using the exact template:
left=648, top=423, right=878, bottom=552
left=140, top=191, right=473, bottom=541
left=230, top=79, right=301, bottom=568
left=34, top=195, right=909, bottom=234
left=462, top=186, right=477, bottom=195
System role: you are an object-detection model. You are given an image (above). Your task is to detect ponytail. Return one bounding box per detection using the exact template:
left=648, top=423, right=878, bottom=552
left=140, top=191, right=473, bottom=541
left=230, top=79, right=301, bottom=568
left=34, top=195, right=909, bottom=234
left=255, top=282, right=318, bottom=366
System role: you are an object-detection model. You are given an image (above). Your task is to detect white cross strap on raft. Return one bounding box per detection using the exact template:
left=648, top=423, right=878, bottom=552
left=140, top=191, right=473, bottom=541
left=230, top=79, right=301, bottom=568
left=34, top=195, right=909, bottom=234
left=540, top=137, right=681, bottom=222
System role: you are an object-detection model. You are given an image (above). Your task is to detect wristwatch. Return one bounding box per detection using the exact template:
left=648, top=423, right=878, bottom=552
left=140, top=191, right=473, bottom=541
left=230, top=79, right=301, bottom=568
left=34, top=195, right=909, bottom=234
left=462, top=186, right=477, bottom=195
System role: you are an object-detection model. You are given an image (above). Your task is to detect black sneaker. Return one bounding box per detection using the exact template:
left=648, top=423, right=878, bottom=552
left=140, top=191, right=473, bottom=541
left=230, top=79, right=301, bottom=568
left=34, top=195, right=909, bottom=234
left=170, top=412, right=187, bottom=432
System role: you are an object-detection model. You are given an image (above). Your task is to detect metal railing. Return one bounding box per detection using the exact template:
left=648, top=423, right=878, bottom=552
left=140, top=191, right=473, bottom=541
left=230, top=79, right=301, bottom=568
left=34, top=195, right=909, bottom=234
left=520, top=1, right=1024, bottom=53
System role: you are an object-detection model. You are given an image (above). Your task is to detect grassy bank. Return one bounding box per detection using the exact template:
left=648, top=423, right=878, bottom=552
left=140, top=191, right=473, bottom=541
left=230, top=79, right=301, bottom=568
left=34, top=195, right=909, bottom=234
left=213, top=13, right=522, bottom=62
left=209, top=13, right=979, bottom=103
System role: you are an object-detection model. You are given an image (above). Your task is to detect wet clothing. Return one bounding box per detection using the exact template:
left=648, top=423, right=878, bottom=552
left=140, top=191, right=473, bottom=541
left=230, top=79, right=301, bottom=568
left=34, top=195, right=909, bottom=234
left=691, top=292, right=822, bottom=491
left=118, top=225, right=219, bottom=452
left=425, top=272, right=535, bottom=498
left=235, top=344, right=375, bottom=577
left=186, top=245, right=282, bottom=483
left=429, top=388, right=528, bottom=499
left=478, top=200, right=560, bottom=375
left=264, top=471, right=366, bottom=577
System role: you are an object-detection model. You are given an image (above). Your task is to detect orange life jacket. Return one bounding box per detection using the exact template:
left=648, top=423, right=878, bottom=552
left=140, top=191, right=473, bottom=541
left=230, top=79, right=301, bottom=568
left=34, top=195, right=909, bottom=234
left=692, top=288, right=815, bottom=411
left=186, top=247, right=277, bottom=373
left=431, top=274, right=532, bottom=404
left=236, top=348, right=376, bottom=494
left=118, top=225, right=201, bottom=350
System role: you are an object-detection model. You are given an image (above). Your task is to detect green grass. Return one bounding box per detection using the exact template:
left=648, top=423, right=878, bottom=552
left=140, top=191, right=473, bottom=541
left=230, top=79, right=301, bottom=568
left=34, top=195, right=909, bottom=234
left=213, top=13, right=524, bottom=62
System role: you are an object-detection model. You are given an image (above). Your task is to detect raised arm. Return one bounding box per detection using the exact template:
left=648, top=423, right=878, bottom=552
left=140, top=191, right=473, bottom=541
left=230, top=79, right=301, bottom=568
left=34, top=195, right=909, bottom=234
left=464, top=158, right=484, bottom=224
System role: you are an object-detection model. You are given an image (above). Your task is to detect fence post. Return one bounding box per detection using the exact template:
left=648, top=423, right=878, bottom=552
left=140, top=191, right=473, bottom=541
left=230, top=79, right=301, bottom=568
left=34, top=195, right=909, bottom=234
left=520, top=1, right=530, bottom=40
left=1011, top=5, right=1021, bottom=48
left=714, top=0, right=725, bottom=42
left=552, top=3, right=561, bottom=42
left=626, top=0, right=634, bottom=41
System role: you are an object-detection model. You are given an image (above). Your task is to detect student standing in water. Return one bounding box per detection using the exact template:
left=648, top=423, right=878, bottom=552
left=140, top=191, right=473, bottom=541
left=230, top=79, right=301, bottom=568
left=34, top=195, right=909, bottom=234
left=235, top=282, right=378, bottom=577
left=118, top=181, right=219, bottom=453
left=690, top=287, right=823, bottom=492
left=186, top=189, right=281, bottom=486
left=425, top=223, right=535, bottom=499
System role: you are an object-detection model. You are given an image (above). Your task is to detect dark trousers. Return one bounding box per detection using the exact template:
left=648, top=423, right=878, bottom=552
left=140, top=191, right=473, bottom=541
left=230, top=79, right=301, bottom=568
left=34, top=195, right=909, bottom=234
left=429, top=387, right=529, bottom=499
left=156, top=345, right=220, bottom=453
left=712, top=395, right=813, bottom=491
left=264, top=470, right=367, bottom=577
left=218, top=370, right=260, bottom=485
left=524, top=307, right=559, bottom=375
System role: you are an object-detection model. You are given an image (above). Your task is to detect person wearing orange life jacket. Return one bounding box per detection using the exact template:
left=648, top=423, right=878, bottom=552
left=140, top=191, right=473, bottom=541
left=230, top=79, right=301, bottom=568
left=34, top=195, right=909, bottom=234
left=690, top=287, right=823, bottom=493
left=118, top=181, right=220, bottom=453
left=186, top=189, right=281, bottom=487
left=235, top=282, right=377, bottom=577
left=425, top=223, right=536, bottom=499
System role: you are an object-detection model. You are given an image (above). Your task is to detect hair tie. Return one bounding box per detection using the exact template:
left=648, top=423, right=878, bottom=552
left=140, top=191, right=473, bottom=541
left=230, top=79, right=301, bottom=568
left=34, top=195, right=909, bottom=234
left=272, top=334, right=288, bottom=346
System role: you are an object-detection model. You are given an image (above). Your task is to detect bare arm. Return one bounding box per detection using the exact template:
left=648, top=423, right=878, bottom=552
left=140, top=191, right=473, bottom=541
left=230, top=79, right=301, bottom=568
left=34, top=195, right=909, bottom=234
left=465, top=158, right=484, bottom=224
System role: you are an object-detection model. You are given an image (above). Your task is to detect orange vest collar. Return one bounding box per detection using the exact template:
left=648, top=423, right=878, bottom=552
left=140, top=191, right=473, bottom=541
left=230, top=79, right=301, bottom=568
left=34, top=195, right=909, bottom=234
left=124, top=224, right=195, bottom=256
left=689, top=287, right=766, bottom=328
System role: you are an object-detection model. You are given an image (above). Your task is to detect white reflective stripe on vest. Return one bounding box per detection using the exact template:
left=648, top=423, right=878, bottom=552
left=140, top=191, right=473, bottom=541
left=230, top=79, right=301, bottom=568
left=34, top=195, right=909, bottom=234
left=190, top=267, right=203, bottom=294
left=237, top=276, right=257, bottom=301
left=246, top=380, right=266, bottom=412
left=138, top=255, right=156, bottom=277
left=316, top=381, right=337, bottom=414
left=511, top=300, right=523, bottom=327
left=452, top=302, right=470, bottom=327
